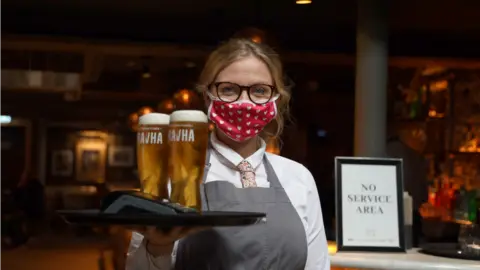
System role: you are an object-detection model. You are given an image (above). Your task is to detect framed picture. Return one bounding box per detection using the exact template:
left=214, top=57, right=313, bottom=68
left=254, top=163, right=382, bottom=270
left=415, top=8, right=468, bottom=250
left=335, top=157, right=406, bottom=252
left=108, top=146, right=134, bottom=167
left=51, top=150, right=73, bottom=176
left=76, top=140, right=106, bottom=182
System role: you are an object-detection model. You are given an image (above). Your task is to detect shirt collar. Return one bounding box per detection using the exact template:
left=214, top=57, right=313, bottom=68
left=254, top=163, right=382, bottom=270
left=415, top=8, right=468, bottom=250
left=210, top=132, right=266, bottom=169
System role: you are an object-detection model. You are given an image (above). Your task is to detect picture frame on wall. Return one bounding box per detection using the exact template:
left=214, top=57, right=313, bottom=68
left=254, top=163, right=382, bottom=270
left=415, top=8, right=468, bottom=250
left=76, top=140, right=106, bottom=182
left=108, top=146, right=134, bottom=167
left=335, top=157, right=406, bottom=252
left=51, top=150, right=74, bottom=176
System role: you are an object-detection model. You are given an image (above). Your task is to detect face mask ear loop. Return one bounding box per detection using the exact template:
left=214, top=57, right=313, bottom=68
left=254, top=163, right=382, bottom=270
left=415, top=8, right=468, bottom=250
left=207, top=100, right=213, bottom=118
left=271, top=94, right=280, bottom=116
left=206, top=92, right=216, bottom=118
left=271, top=94, right=280, bottom=102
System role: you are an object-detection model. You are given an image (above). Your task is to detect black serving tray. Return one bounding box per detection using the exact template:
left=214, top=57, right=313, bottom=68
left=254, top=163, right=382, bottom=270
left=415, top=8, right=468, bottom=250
left=420, top=242, right=480, bottom=261
left=57, top=209, right=265, bottom=228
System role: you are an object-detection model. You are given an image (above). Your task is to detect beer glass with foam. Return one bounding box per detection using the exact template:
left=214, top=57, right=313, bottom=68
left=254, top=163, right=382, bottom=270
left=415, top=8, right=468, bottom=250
left=137, top=113, right=170, bottom=199
left=168, top=110, right=209, bottom=211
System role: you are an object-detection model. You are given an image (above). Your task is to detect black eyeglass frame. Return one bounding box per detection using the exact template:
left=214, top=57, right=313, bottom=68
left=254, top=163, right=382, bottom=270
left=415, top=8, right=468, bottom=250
left=208, top=82, right=277, bottom=105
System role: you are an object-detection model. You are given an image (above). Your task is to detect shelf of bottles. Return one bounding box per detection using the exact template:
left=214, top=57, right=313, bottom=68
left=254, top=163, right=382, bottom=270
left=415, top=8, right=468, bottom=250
left=393, top=69, right=480, bottom=225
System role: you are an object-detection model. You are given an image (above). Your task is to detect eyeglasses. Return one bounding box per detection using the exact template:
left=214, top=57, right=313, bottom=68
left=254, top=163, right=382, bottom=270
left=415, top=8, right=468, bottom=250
left=209, top=82, right=276, bottom=105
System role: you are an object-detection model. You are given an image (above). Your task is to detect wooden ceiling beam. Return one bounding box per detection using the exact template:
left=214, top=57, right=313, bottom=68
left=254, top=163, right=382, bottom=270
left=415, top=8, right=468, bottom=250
left=283, top=51, right=480, bottom=69
left=1, top=88, right=166, bottom=102
left=1, top=35, right=208, bottom=58
left=3, top=35, right=480, bottom=69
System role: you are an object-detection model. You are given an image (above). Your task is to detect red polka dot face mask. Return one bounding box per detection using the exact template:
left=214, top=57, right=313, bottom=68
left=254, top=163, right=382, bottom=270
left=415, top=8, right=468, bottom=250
left=207, top=94, right=278, bottom=142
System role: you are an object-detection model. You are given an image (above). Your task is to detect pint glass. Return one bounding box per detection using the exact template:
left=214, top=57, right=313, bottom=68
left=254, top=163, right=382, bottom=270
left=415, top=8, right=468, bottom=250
left=136, top=113, right=170, bottom=199
left=168, top=110, right=209, bottom=210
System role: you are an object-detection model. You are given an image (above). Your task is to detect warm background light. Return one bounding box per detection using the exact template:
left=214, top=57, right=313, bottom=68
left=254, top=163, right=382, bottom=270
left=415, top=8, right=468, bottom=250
left=266, top=137, right=281, bottom=155
left=429, top=80, right=448, bottom=92
left=234, top=27, right=266, bottom=45
left=128, top=106, right=154, bottom=132
left=296, top=0, right=312, bottom=4
left=251, top=35, right=262, bottom=43
left=182, top=92, right=190, bottom=103
left=138, top=106, right=153, bottom=116
left=174, top=89, right=193, bottom=105
left=128, top=112, right=140, bottom=132
left=158, top=99, right=175, bottom=114
left=173, top=89, right=201, bottom=110
left=327, top=241, right=337, bottom=254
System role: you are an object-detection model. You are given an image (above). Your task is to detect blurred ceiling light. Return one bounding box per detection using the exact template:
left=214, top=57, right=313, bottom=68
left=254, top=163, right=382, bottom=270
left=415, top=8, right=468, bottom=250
left=173, top=89, right=202, bottom=109
left=138, top=106, right=154, bottom=116
left=158, top=99, right=175, bottom=113
left=128, top=112, right=139, bottom=131
left=174, top=89, right=193, bottom=104
left=129, top=112, right=139, bottom=122
left=182, top=92, right=190, bottom=103
left=1, top=115, right=12, bottom=124
left=296, top=0, right=312, bottom=4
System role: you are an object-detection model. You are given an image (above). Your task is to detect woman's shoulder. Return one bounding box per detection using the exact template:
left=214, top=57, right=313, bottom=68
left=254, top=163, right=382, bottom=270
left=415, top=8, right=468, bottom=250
left=265, top=152, right=305, bottom=170
left=265, top=153, right=314, bottom=183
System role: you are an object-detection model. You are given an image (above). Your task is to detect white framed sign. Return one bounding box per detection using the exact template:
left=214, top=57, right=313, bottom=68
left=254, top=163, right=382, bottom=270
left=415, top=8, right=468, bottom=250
left=335, top=157, right=406, bottom=252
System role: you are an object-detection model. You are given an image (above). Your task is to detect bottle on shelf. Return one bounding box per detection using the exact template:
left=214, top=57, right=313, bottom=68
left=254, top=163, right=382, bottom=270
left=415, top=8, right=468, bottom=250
left=436, top=175, right=454, bottom=220
left=475, top=189, right=480, bottom=225
left=453, top=185, right=469, bottom=222
left=468, top=189, right=477, bottom=223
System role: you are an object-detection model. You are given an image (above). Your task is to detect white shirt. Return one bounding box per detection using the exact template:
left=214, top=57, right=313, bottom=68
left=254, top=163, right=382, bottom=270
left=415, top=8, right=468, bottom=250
left=126, top=133, right=330, bottom=270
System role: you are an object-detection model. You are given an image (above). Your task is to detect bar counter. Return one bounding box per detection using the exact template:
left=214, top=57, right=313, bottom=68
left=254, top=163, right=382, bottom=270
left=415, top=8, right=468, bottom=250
left=327, top=242, right=480, bottom=270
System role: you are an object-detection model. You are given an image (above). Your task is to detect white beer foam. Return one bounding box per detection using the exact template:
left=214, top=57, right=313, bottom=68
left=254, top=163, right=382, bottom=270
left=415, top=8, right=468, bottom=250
left=139, top=113, right=170, bottom=125
left=170, top=110, right=208, bottom=123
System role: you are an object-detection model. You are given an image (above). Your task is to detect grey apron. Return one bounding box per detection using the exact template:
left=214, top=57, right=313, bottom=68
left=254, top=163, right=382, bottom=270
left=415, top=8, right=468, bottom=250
left=175, top=148, right=308, bottom=270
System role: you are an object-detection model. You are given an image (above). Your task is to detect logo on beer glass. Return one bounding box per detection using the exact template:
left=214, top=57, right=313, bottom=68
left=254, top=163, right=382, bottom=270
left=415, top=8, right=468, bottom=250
left=138, top=127, right=165, bottom=144
left=168, top=127, right=195, bottom=142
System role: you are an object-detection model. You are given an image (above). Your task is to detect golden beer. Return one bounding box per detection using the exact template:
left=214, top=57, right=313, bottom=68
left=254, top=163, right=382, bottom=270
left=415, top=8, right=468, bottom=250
left=137, top=113, right=170, bottom=199
left=168, top=110, right=209, bottom=210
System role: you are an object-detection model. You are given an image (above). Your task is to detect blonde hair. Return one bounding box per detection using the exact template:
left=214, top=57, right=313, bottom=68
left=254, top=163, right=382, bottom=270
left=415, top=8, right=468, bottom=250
left=197, top=38, right=291, bottom=140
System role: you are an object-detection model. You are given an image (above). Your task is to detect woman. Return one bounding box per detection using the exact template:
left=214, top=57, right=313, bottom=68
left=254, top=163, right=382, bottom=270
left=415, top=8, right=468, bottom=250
left=126, top=39, right=330, bottom=270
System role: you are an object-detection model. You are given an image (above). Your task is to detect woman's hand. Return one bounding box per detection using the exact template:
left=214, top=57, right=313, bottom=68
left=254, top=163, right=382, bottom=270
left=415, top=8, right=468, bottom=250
left=133, top=226, right=208, bottom=257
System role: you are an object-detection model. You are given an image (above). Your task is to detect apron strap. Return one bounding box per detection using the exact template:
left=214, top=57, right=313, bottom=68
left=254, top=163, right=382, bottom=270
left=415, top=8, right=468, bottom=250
left=262, top=155, right=282, bottom=188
